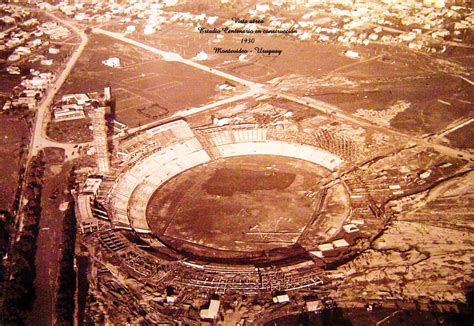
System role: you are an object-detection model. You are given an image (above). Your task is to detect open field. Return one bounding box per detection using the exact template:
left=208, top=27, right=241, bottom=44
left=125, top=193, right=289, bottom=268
left=132, top=26, right=443, bottom=83
left=125, top=26, right=474, bottom=144
left=0, top=117, right=28, bottom=212
left=60, top=34, right=229, bottom=127
left=46, top=117, right=93, bottom=143
left=445, top=121, right=474, bottom=150
left=133, top=26, right=360, bottom=82
left=310, top=74, right=472, bottom=136
left=147, top=155, right=332, bottom=254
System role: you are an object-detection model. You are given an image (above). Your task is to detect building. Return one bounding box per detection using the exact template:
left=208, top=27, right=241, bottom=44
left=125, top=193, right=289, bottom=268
left=104, top=86, right=111, bottom=102
left=54, top=107, right=85, bottom=122
left=49, top=47, right=60, bottom=54
left=83, top=177, right=103, bottom=195
left=62, top=93, right=90, bottom=105
left=273, top=293, right=290, bottom=303
left=40, top=58, right=53, bottom=66
left=306, top=299, right=322, bottom=312
left=344, top=50, right=359, bottom=58
left=200, top=297, right=220, bottom=320
left=102, top=57, right=121, bottom=68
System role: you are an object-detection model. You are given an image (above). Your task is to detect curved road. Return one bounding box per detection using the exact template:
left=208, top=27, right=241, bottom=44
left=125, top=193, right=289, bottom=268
left=28, top=11, right=89, bottom=160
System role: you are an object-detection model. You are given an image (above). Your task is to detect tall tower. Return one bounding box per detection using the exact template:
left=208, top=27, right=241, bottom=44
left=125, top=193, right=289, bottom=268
left=104, top=85, right=111, bottom=102
left=104, top=84, right=116, bottom=120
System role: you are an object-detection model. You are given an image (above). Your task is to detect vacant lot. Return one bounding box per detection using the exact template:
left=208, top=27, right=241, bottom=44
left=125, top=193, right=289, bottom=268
left=47, top=117, right=93, bottom=143
left=133, top=26, right=359, bottom=83
left=133, top=25, right=440, bottom=84
left=307, top=72, right=472, bottom=136
left=445, top=121, right=474, bottom=150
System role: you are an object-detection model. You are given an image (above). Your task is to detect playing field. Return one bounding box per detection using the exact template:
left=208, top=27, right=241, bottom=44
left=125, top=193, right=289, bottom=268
left=146, top=155, right=334, bottom=255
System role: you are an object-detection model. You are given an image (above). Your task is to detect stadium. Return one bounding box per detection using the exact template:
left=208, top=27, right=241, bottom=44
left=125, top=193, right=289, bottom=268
left=75, top=116, right=395, bottom=294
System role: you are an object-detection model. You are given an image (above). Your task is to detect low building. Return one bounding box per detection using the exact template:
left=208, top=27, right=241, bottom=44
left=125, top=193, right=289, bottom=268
left=306, top=299, right=322, bottom=312
left=344, top=50, right=359, bottom=58
left=332, top=238, right=350, bottom=248
left=49, top=47, right=60, bottom=54
left=12, top=96, right=36, bottom=110
left=273, top=293, right=290, bottom=303
left=193, top=51, right=208, bottom=61
left=41, top=58, right=53, bottom=66
left=82, top=178, right=102, bottom=195
left=200, top=297, right=220, bottom=320
left=6, top=66, right=20, bottom=75
left=54, top=107, right=85, bottom=122
left=102, top=57, right=121, bottom=68
left=62, top=93, right=90, bottom=105
left=343, top=224, right=359, bottom=234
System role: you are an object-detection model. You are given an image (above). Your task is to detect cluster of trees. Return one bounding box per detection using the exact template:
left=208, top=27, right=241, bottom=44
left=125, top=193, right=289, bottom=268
left=0, top=212, right=11, bottom=294
left=55, top=200, right=77, bottom=325
left=1, top=153, right=45, bottom=325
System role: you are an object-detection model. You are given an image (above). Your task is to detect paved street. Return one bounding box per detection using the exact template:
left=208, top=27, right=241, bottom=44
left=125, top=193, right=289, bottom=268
left=28, top=11, right=89, bottom=160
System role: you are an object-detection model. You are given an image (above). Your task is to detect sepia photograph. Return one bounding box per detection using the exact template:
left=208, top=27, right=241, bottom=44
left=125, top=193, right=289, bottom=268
left=0, top=0, right=473, bottom=325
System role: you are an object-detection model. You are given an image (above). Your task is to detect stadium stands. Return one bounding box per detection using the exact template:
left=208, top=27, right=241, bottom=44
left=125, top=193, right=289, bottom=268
left=98, top=122, right=353, bottom=232
left=103, top=121, right=211, bottom=231
left=76, top=194, right=99, bottom=233
left=195, top=125, right=345, bottom=171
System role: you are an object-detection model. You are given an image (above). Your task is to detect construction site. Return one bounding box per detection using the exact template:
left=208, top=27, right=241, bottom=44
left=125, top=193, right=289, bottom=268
left=72, top=91, right=473, bottom=324
left=1, top=1, right=472, bottom=325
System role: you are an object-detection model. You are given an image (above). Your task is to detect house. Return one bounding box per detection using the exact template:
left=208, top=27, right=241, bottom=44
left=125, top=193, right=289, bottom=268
left=207, top=16, right=218, bottom=25
left=143, top=24, right=155, bottom=35
left=166, top=286, right=177, bottom=303
left=213, top=117, right=231, bottom=126
left=49, top=47, right=60, bottom=54
left=332, top=239, right=350, bottom=248
left=218, top=83, right=236, bottom=91
left=6, top=66, right=20, bottom=75
left=15, top=46, right=31, bottom=55
left=102, top=57, right=120, bottom=68
left=318, top=243, right=334, bottom=252
left=2, top=101, right=12, bottom=111
left=343, top=224, right=359, bottom=234
left=41, top=58, right=53, bottom=66
left=125, top=25, right=135, bottom=33
left=344, top=50, right=359, bottom=58
left=7, top=53, right=20, bottom=61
